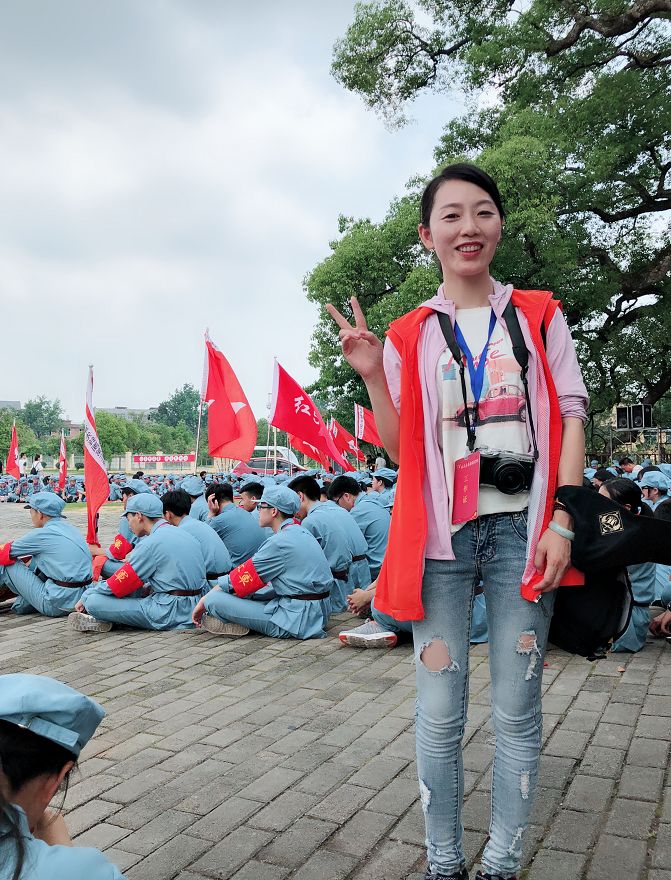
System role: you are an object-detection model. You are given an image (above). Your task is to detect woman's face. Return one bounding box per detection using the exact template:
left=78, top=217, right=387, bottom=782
left=418, top=179, right=503, bottom=281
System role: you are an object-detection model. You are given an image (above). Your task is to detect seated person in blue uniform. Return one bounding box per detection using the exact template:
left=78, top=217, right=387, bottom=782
left=289, top=475, right=353, bottom=613
left=63, top=478, right=83, bottom=503
left=238, top=480, right=264, bottom=519
left=192, top=485, right=333, bottom=640
left=598, top=478, right=656, bottom=652
left=0, top=673, right=126, bottom=880
left=0, top=493, right=93, bottom=617
left=181, top=475, right=210, bottom=522
left=206, top=483, right=267, bottom=565
left=640, top=471, right=670, bottom=511
left=89, top=479, right=151, bottom=581
left=69, top=493, right=208, bottom=633
left=327, top=475, right=391, bottom=580
left=162, top=489, right=232, bottom=583
left=371, top=467, right=397, bottom=506
left=0, top=479, right=8, bottom=502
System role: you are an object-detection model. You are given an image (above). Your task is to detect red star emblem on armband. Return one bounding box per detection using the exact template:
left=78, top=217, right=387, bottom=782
left=240, top=572, right=253, bottom=585
left=117, top=570, right=128, bottom=581
left=114, top=538, right=123, bottom=549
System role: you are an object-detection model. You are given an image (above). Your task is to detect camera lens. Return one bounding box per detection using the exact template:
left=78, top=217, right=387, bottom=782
left=492, top=459, right=526, bottom=495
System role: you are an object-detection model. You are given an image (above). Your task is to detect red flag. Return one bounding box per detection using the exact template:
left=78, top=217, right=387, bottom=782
left=84, top=367, right=110, bottom=544
left=6, top=423, right=20, bottom=479
left=58, top=429, right=67, bottom=490
left=329, top=417, right=365, bottom=463
left=202, top=332, right=257, bottom=460
left=354, top=403, right=383, bottom=447
left=288, top=433, right=331, bottom=469
left=269, top=362, right=349, bottom=469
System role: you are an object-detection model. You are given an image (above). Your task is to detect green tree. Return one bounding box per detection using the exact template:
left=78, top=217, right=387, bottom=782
left=21, top=397, right=64, bottom=439
left=317, top=0, right=671, bottom=415
left=155, top=385, right=201, bottom=434
left=0, top=411, right=40, bottom=460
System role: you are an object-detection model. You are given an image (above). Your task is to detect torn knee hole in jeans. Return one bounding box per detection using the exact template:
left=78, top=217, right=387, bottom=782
left=419, top=779, right=431, bottom=812
left=516, top=630, right=541, bottom=681
left=418, top=638, right=459, bottom=673
left=507, top=826, right=525, bottom=857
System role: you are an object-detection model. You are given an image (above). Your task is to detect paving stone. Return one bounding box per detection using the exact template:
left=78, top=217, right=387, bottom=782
left=291, top=850, right=359, bottom=880
left=545, top=809, right=600, bottom=853
left=125, top=833, right=211, bottom=880
left=579, top=745, right=626, bottom=778
left=526, top=848, right=587, bottom=880
left=587, top=833, right=647, bottom=880
left=308, top=784, right=375, bottom=824
left=617, top=764, right=665, bottom=802
left=563, top=775, right=615, bottom=812
left=349, top=839, right=424, bottom=879
left=327, top=809, right=397, bottom=857
left=653, top=824, right=671, bottom=870
left=590, top=721, right=634, bottom=750
left=604, top=797, right=656, bottom=839
left=259, top=817, right=338, bottom=868
left=115, top=809, right=195, bottom=856
left=188, top=826, right=274, bottom=878
left=73, top=822, right=132, bottom=850
left=544, top=729, right=590, bottom=758
left=230, top=861, right=290, bottom=880
left=246, top=789, right=317, bottom=832
left=627, top=736, right=670, bottom=767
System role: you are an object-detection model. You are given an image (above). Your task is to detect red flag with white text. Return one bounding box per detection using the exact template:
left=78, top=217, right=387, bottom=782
left=329, top=417, right=365, bottom=463
left=58, top=429, right=67, bottom=490
left=288, top=433, right=331, bottom=469
left=6, top=423, right=20, bottom=479
left=269, top=362, right=348, bottom=469
left=354, top=403, right=383, bottom=447
left=202, top=332, right=257, bottom=461
left=84, top=367, right=110, bottom=544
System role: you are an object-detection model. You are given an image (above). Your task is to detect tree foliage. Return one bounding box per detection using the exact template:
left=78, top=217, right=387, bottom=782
left=21, top=396, right=64, bottom=439
left=155, top=384, right=201, bottom=434
left=70, top=412, right=195, bottom=462
left=314, top=0, right=671, bottom=415
left=0, top=411, right=40, bottom=460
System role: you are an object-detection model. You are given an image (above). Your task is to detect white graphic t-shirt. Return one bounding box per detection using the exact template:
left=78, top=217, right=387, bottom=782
left=437, top=306, right=531, bottom=532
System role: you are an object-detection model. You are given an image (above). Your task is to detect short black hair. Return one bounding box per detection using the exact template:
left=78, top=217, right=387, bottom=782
left=206, top=483, right=233, bottom=503
left=601, top=477, right=648, bottom=516
left=373, top=475, right=393, bottom=489
left=420, top=162, right=505, bottom=227
left=618, top=457, right=634, bottom=466
left=288, top=475, right=320, bottom=502
left=593, top=468, right=615, bottom=483
left=162, top=489, right=192, bottom=518
left=240, top=482, right=264, bottom=500
left=328, top=475, right=361, bottom=500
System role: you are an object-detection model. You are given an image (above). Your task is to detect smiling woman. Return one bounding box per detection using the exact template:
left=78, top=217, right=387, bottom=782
left=327, top=162, right=588, bottom=880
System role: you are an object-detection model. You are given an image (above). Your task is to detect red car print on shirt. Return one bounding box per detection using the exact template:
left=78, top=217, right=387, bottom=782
left=449, top=384, right=527, bottom=428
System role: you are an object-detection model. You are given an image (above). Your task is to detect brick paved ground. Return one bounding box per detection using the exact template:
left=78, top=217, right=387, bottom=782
left=1, top=502, right=670, bottom=880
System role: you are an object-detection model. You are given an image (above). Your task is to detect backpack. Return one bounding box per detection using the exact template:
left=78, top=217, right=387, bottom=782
left=30, top=466, right=37, bottom=475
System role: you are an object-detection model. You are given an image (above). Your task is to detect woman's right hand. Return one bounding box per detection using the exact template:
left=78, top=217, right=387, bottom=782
left=326, top=297, right=384, bottom=382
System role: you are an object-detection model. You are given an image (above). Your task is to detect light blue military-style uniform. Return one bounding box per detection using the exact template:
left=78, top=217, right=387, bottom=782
left=612, top=562, right=657, bottom=652
left=178, top=515, right=232, bottom=582
left=322, top=500, right=371, bottom=589
left=182, top=476, right=210, bottom=522
left=0, top=674, right=126, bottom=880
left=301, top=501, right=354, bottom=612
left=0, top=493, right=92, bottom=617
left=204, top=486, right=333, bottom=639
left=80, top=495, right=208, bottom=631
left=98, top=479, right=152, bottom=580
left=350, top=492, right=391, bottom=580
left=208, top=504, right=267, bottom=566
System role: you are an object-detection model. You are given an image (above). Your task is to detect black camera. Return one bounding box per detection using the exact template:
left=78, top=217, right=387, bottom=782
left=479, top=447, right=535, bottom=495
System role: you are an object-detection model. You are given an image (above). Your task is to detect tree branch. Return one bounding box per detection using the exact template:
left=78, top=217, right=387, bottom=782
left=546, top=0, right=671, bottom=56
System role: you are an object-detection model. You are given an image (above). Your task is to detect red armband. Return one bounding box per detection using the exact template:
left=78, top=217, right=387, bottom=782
left=229, top=559, right=265, bottom=598
left=107, top=563, right=144, bottom=598
left=108, top=534, right=133, bottom=560
left=0, top=543, right=15, bottom=567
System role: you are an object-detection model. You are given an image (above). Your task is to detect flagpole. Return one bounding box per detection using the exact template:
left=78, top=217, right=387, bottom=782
left=194, top=333, right=208, bottom=473
left=194, top=396, right=204, bottom=472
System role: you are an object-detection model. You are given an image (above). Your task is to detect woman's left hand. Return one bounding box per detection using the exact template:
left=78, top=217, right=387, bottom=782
left=533, top=528, right=572, bottom=593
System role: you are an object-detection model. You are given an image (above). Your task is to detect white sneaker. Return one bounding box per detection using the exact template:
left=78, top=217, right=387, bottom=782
left=68, top=612, right=113, bottom=633
left=201, top=613, right=250, bottom=637
left=338, top=620, right=397, bottom=648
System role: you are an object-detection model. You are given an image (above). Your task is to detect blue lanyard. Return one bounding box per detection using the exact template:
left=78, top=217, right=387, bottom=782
left=453, top=310, right=497, bottom=419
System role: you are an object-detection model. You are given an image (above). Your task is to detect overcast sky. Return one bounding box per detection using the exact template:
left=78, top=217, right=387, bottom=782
left=1, top=1, right=462, bottom=427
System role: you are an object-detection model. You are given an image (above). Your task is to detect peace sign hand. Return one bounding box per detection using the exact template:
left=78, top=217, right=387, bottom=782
left=326, top=297, right=384, bottom=382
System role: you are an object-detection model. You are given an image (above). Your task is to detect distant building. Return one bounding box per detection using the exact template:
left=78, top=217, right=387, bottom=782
left=57, top=421, right=83, bottom=439
left=96, top=406, right=158, bottom=422
left=0, top=400, right=21, bottom=411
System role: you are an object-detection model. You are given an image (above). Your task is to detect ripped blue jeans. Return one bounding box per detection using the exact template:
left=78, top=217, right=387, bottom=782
left=413, top=511, right=555, bottom=879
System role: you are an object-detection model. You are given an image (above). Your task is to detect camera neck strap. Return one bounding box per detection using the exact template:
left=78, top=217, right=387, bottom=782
left=436, top=303, right=539, bottom=461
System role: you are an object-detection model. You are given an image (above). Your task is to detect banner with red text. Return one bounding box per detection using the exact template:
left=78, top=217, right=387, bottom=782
left=133, top=454, right=196, bottom=464
left=6, top=423, right=20, bottom=479
left=269, top=362, right=348, bottom=469
left=354, top=403, right=383, bottom=447
left=58, top=429, right=67, bottom=490
left=328, top=417, right=365, bottom=462
left=84, top=367, right=110, bottom=544
left=202, top=332, right=257, bottom=461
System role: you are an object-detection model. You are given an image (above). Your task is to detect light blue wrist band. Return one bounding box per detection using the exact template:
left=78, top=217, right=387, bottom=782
left=548, top=521, right=575, bottom=541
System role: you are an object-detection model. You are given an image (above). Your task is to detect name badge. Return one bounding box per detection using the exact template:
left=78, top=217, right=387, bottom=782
left=452, top=451, right=480, bottom=525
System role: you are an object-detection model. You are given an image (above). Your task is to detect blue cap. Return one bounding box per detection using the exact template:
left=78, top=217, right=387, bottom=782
left=354, top=472, right=372, bottom=487
left=373, top=467, right=397, bottom=483
left=181, top=476, right=205, bottom=497
left=258, top=485, right=300, bottom=515
left=124, top=494, right=164, bottom=518
left=584, top=468, right=597, bottom=480
left=25, top=492, right=66, bottom=518
left=640, top=472, right=670, bottom=490
left=0, top=674, right=105, bottom=758
left=121, top=479, right=151, bottom=495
